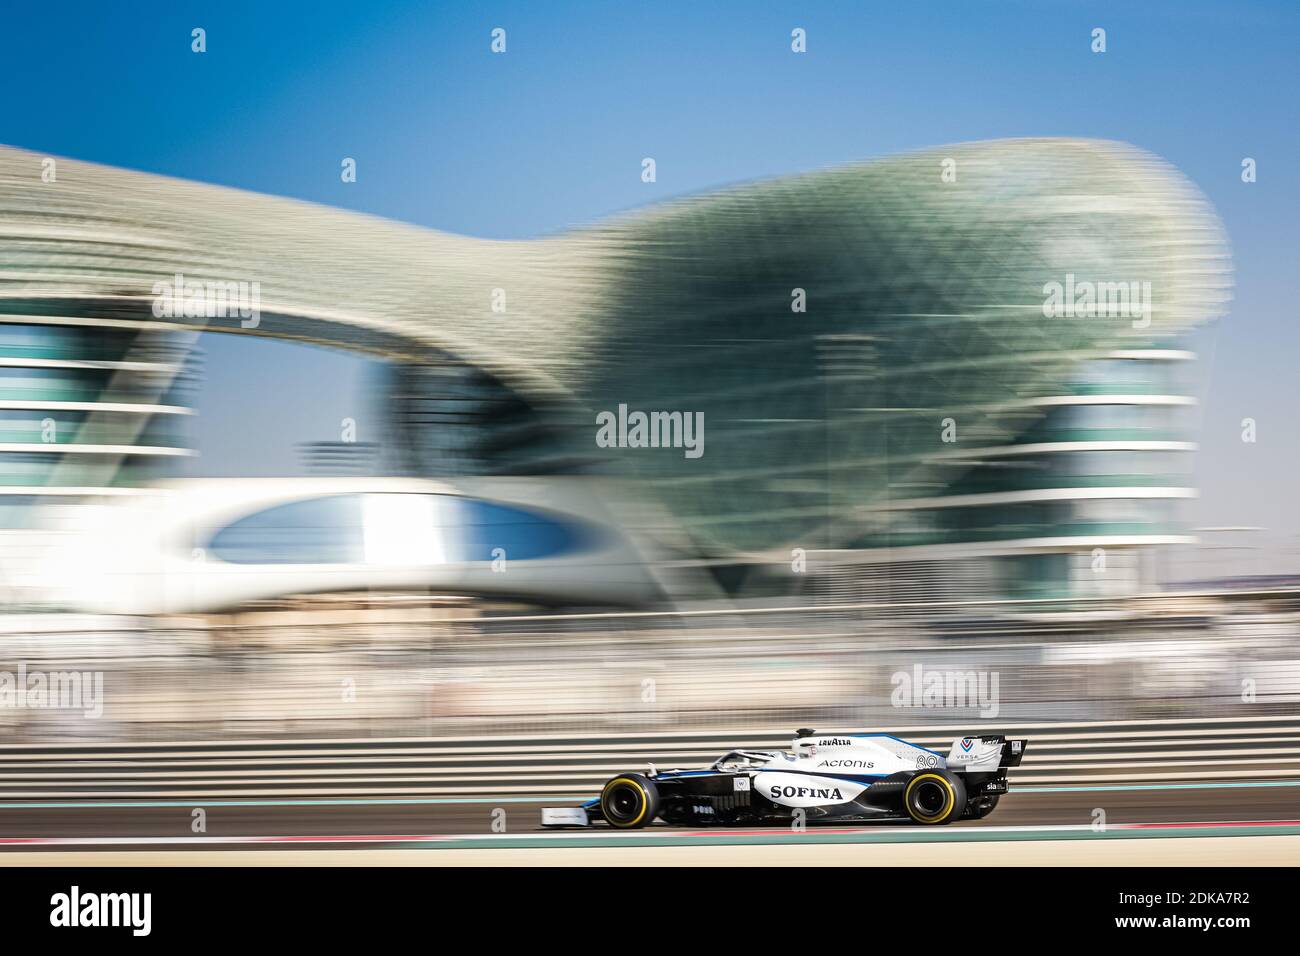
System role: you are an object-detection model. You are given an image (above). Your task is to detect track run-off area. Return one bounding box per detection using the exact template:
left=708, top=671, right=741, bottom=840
left=3, top=717, right=1298, bottom=863
left=1, top=781, right=1298, bottom=864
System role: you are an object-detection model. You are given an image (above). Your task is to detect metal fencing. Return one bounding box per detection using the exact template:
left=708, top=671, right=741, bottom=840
left=0, top=715, right=1297, bottom=799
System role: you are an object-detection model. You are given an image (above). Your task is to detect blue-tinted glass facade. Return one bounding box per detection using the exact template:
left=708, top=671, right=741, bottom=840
left=206, top=493, right=591, bottom=565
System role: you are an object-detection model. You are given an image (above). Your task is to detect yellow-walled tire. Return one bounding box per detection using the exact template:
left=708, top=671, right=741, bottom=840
left=600, top=773, right=660, bottom=829
left=903, top=769, right=966, bottom=825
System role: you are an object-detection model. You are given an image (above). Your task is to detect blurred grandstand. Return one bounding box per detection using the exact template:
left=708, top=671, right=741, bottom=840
left=1, top=588, right=1297, bottom=743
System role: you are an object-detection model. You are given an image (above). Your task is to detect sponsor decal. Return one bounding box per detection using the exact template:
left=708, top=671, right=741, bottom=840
left=960, top=737, right=975, bottom=752
left=733, top=777, right=751, bottom=792
left=768, top=785, right=844, bottom=801
left=815, top=737, right=853, bottom=747
left=755, top=771, right=865, bottom=806
left=818, top=758, right=874, bottom=769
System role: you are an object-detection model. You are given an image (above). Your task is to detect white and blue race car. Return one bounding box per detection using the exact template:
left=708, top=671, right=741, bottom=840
left=542, top=729, right=1026, bottom=828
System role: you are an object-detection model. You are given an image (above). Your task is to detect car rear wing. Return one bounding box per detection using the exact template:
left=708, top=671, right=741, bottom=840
left=1001, top=737, right=1027, bottom=767
left=946, top=734, right=1027, bottom=772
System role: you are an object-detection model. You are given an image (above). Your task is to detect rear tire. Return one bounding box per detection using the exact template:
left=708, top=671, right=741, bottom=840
left=903, top=769, right=966, bottom=825
left=600, top=773, right=660, bottom=829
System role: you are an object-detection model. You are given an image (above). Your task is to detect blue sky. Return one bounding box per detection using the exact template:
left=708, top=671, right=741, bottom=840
left=3, top=1, right=1298, bottom=568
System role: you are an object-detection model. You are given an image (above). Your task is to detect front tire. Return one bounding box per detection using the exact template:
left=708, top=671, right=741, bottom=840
left=600, top=773, right=660, bottom=829
left=903, top=769, right=966, bottom=825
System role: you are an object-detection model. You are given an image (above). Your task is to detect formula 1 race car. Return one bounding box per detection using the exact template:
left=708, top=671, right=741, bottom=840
left=542, top=729, right=1026, bottom=828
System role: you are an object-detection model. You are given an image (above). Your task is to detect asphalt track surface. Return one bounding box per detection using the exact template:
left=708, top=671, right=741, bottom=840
left=2, top=783, right=1298, bottom=849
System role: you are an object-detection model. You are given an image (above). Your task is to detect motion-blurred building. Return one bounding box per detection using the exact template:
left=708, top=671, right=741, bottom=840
left=0, top=139, right=1230, bottom=611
